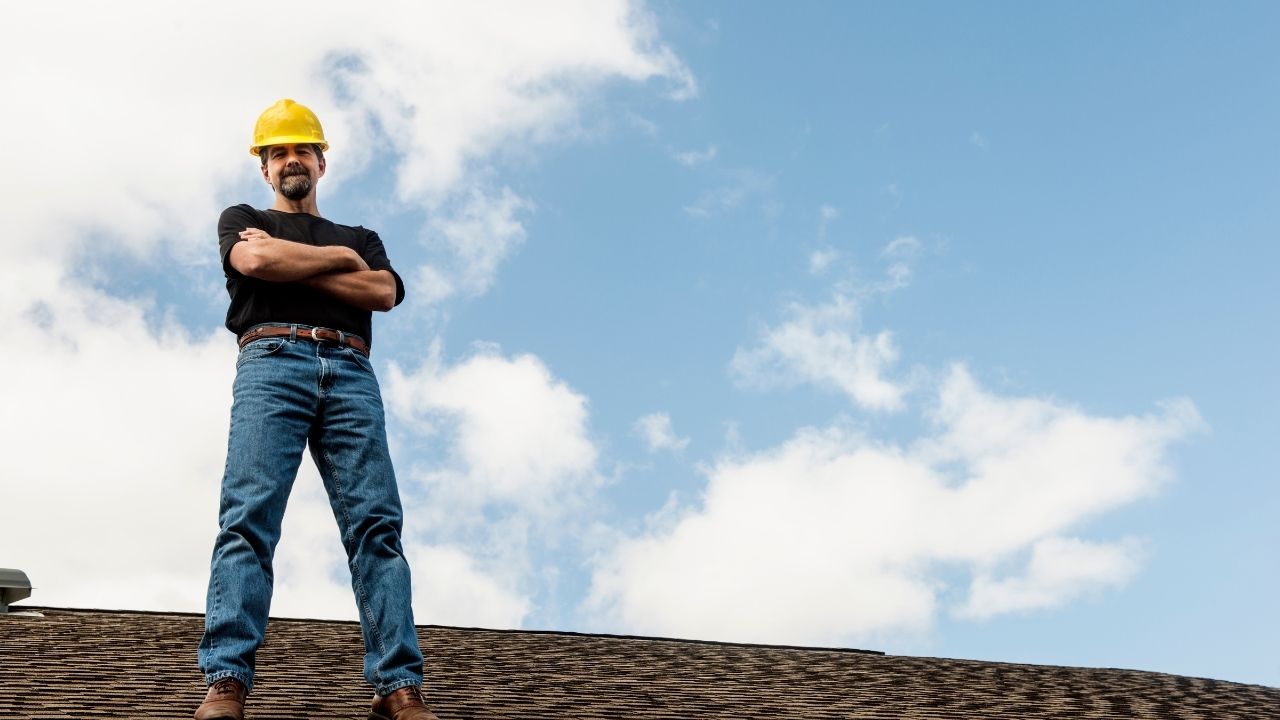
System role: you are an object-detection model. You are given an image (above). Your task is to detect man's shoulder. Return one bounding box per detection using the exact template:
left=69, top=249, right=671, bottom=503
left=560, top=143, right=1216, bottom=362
left=320, top=216, right=378, bottom=243
left=219, top=203, right=265, bottom=225
left=325, top=216, right=373, bottom=234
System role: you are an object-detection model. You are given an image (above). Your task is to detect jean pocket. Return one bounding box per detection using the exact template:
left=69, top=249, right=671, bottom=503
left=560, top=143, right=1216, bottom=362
left=236, top=338, right=286, bottom=367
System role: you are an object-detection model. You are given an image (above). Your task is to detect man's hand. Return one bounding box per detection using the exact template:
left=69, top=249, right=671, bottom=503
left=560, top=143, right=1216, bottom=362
left=230, top=228, right=368, bottom=281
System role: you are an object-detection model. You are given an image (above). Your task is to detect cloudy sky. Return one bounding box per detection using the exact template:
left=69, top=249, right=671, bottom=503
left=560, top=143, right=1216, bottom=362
left=2, top=0, right=1276, bottom=687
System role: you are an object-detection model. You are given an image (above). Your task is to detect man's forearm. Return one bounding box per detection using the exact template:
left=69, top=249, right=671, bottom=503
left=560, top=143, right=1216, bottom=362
left=301, top=269, right=398, bottom=312
left=230, top=230, right=369, bottom=281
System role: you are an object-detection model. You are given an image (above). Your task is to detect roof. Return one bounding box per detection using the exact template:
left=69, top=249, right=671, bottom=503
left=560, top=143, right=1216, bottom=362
left=2, top=606, right=1276, bottom=719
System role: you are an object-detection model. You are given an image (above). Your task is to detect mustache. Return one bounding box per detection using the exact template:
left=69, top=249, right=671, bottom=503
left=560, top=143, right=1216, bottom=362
left=282, top=163, right=308, bottom=177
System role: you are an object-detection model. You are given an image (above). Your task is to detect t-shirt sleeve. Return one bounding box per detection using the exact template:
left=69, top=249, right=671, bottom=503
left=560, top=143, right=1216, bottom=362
left=217, top=204, right=262, bottom=279
left=362, top=229, right=406, bottom=307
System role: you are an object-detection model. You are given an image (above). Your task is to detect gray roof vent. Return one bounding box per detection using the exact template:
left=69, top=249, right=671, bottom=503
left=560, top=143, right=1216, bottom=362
left=0, top=568, right=33, bottom=613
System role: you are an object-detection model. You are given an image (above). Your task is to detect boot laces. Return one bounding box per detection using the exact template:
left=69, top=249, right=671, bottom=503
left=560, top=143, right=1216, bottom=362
left=212, top=678, right=241, bottom=697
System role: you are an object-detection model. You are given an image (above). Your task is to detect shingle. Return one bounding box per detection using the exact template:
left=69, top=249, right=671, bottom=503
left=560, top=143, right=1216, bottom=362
left=1, top=607, right=1276, bottom=719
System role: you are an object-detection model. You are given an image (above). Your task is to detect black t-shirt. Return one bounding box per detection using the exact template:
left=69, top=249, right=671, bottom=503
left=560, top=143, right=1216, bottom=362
left=218, top=204, right=405, bottom=349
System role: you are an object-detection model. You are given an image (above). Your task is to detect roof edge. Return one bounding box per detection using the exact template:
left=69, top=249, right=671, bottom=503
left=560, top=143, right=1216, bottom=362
left=18, top=605, right=883, bottom=656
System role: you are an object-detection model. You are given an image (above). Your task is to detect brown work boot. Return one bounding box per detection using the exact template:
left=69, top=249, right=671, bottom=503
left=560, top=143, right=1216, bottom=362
left=194, top=677, right=247, bottom=720
left=369, top=685, right=440, bottom=720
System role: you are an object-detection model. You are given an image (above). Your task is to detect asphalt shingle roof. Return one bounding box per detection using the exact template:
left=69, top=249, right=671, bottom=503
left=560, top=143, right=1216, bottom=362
left=1, top=606, right=1276, bottom=719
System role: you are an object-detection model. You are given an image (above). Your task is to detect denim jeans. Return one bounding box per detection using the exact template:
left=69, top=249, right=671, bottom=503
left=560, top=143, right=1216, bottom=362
left=198, top=326, right=423, bottom=695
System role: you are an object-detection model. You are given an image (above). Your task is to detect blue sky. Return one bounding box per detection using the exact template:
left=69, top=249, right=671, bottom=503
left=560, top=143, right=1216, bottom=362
left=2, top=1, right=1276, bottom=687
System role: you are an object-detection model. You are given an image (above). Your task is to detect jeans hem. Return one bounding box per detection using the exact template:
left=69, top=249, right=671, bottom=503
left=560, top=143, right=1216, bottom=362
left=205, top=670, right=253, bottom=693
left=375, top=678, right=422, bottom=697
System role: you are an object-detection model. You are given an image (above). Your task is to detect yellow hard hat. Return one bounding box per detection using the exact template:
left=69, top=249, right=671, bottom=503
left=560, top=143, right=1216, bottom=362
left=249, top=98, right=329, bottom=157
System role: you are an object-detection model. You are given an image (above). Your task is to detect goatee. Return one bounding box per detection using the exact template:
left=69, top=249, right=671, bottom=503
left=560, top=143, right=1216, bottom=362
left=280, top=174, right=312, bottom=200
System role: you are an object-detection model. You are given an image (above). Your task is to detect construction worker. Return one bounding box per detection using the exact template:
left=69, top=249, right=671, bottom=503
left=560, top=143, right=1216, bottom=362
left=195, top=99, right=439, bottom=720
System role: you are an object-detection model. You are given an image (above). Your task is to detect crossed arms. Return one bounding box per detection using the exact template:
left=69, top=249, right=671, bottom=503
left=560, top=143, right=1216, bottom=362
left=228, top=228, right=397, bottom=312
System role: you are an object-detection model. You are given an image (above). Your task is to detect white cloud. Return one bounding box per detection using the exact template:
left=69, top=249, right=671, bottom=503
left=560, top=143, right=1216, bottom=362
left=876, top=236, right=922, bottom=291
left=0, top=266, right=536, bottom=627
left=588, top=367, right=1201, bottom=646
left=626, top=112, right=660, bottom=137
left=884, top=182, right=903, bottom=210
left=634, top=413, right=690, bottom=454
left=881, top=235, right=922, bottom=260
left=808, top=206, right=843, bottom=274
left=956, top=536, right=1145, bottom=620
left=0, top=1, right=686, bottom=618
left=731, top=293, right=906, bottom=411
left=682, top=169, right=774, bottom=218
left=321, top=1, right=695, bottom=204
left=404, top=543, right=531, bottom=628
left=736, top=234, right=933, bottom=407
left=818, top=205, right=840, bottom=240
left=673, top=145, right=718, bottom=167
left=387, top=346, right=599, bottom=509
left=415, top=187, right=533, bottom=306
left=382, top=344, right=603, bottom=622
left=808, top=248, right=840, bottom=275
left=413, top=265, right=459, bottom=306
left=882, top=263, right=912, bottom=291
left=0, top=0, right=692, bottom=290
left=268, top=470, right=368, bottom=620
left=266, top=470, right=531, bottom=627
left=0, top=273, right=233, bottom=612
left=970, top=131, right=989, bottom=150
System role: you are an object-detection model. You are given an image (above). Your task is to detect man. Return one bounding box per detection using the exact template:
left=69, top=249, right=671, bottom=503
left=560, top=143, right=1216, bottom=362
left=196, top=99, right=439, bottom=720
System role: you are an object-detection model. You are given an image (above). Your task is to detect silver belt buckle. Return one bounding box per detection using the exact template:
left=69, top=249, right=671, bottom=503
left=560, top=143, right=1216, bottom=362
left=310, top=327, right=321, bottom=342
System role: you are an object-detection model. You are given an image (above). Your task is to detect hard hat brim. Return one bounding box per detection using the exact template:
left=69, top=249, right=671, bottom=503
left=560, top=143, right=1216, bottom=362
left=250, top=137, right=331, bottom=157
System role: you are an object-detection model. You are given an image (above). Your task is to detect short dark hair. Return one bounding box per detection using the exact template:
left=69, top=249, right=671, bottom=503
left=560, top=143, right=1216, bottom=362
left=259, top=144, right=325, bottom=166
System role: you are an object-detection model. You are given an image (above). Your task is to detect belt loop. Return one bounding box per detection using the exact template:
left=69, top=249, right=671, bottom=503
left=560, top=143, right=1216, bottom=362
left=289, top=324, right=298, bottom=342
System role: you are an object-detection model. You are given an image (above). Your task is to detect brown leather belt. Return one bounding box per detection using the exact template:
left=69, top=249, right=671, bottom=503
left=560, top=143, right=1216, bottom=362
left=238, top=324, right=369, bottom=356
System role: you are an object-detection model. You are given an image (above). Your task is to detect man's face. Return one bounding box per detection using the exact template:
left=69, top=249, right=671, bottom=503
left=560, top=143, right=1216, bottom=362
left=260, top=143, right=325, bottom=201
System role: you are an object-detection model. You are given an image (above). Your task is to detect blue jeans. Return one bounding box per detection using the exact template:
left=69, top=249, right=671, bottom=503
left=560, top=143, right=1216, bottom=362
left=198, top=326, right=423, bottom=695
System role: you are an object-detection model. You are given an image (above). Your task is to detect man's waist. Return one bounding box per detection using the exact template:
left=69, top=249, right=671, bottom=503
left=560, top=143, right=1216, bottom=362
left=238, top=323, right=369, bottom=356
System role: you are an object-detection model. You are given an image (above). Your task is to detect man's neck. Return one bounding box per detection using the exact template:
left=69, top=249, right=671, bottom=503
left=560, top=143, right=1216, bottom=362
left=271, top=194, right=321, bottom=216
